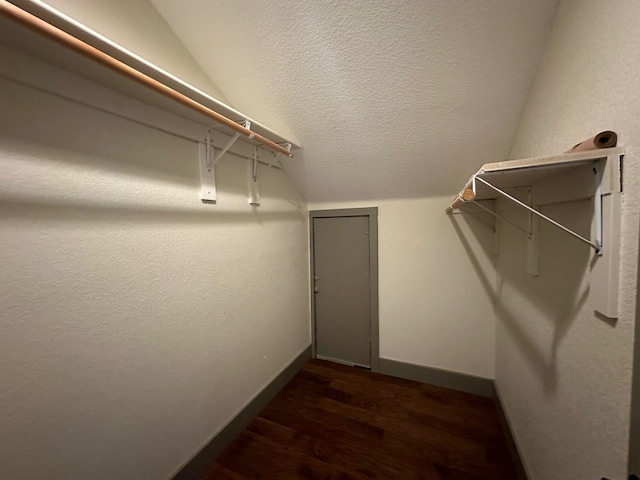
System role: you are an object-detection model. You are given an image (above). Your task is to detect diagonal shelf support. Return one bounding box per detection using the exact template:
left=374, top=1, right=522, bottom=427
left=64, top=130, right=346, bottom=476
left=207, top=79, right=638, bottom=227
left=474, top=176, right=601, bottom=253
left=213, top=131, right=241, bottom=166
left=212, top=120, right=249, bottom=167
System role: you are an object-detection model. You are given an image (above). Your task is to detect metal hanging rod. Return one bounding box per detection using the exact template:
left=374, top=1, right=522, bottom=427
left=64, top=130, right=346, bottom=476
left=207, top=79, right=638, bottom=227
left=0, top=0, right=294, bottom=158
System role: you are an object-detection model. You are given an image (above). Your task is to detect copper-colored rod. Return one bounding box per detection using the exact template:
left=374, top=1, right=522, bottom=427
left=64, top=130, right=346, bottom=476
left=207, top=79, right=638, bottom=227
left=446, top=188, right=475, bottom=213
left=0, top=0, right=294, bottom=158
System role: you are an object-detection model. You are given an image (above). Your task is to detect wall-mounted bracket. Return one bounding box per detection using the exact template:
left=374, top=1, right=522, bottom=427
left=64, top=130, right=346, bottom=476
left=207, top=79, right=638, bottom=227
left=249, top=147, right=260, bottom=206
left=212, top=119, right=250, bottom=167
left=213, top=131, right=241, bottom=166
left=272, top=142, right=292, bottom=159
left=241, top=120, right=252, bottom=136
left=199, top=129, right=216, bottom=202
left=527, top=212, right=540, bottom=277
left=199, top=122, right=251, bottom=203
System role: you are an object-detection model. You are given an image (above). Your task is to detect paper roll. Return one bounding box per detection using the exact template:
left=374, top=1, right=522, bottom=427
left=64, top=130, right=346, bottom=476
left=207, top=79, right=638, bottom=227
left=565, top=130, right=618, bottom=153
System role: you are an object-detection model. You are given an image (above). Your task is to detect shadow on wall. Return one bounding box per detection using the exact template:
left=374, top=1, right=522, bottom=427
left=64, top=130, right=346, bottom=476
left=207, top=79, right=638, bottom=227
left=0, top=76, right=197, bottom=184
left=0, top=75, right=301, bottom=202
left=0, top=195, right=306, bottom=226
left=447, top=213, right=496, bottom=301
left=449, top=199, right=601, bottom=397
left=0, top=77, right=307, bottom=220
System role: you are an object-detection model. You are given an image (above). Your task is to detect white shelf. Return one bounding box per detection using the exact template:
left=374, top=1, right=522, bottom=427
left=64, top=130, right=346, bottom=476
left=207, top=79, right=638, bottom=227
left=448, top=147, right=624, bottom=206
left=447, top=146, right=625, bottom=319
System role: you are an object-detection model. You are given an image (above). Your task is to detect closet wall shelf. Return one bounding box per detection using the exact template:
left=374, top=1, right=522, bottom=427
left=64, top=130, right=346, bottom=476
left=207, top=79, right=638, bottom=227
left=447, top=146, right=625, bottom=319
left=447, top=147, right=624, bottom=213
left=0, top=0, right=298, bottom=158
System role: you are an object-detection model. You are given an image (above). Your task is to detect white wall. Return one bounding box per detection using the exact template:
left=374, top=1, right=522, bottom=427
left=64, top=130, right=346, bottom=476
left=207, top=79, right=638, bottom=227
left=310, top=197, right=496, bottom=379
left=0, top=40, right=309, bottom=480
left=633, top=248, right=640, bottom=475
left=22, top=0, right=230, bottom=104
left=495, top=1, right=640, bottom=478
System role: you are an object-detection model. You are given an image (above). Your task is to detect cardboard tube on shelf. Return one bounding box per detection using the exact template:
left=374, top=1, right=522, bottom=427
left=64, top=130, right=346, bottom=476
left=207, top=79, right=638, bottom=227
left=446, top=188, right=475, bottom=213
left=565, top=130, right=617, bottom=153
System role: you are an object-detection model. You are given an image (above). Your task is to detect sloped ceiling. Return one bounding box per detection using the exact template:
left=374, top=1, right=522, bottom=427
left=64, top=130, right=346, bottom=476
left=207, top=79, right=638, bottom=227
left=150, top=0, right=559, bottom=203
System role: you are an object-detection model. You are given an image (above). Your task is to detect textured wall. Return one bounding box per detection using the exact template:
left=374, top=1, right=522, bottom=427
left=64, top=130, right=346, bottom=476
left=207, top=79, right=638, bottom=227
left=495, top=0, right=640, bottom=478
left=310, top=197, right=496, bottom=379
left=151, top=0, right=559, bottom=203
left=27, top=0, right=230, bottom=104
left=0, top=48, right=309, bottom=480
left=632, top=234, right=640, bottom=474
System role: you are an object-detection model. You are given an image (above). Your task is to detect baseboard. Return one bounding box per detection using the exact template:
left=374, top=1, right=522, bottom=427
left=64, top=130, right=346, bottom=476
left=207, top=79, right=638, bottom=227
left=170, top=345, right=312, bottom=480
left=493, top=385, right=530, bottom=480
left=379, top=358, right=495, bottom=398
left=378, top=359, right=528, bottom=477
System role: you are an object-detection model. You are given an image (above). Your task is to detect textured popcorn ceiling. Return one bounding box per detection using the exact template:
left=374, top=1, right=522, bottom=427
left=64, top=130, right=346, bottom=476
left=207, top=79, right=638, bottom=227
left=151, top=0, right=559, bottom=202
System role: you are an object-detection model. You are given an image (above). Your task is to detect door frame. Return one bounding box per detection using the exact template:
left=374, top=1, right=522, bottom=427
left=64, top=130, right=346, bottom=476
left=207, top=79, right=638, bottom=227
left=309, top=207, right=379, bottom=372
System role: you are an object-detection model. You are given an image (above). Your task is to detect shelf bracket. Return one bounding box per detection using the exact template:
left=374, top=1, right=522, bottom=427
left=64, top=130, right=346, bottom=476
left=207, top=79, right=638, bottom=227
left=213, top=120, right=249, bottom=166
left=199, top=129, right=216, bottom=202
left=591, top=160, right=604, bottom=254
left=272, top=143, right=292, bottom=159
left=199, top=122, right=251, bottom=203
left=527, top=213, right=540, bottom=276
left=526, top=188, right=539, bottom=276
left=249, top=147, right=260, bottom=206
left=589, top=154, right=622, bottom=318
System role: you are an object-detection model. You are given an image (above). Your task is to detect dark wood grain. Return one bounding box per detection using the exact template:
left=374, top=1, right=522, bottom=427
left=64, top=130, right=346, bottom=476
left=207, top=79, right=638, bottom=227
left=204, top=359, right=518, bottom=479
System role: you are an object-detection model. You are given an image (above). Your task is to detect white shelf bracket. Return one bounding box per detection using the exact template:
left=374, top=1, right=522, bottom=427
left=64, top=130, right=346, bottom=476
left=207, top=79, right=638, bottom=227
left=199, top=129, right=216, bottom=202
left=526, top=188, right=539, bottom=276
left=213, top=125, right=246, bottom=166
left=242, top=120, right=252, bottom=136
left=199, top=122, right=250, bottom=203
left=592, top=160, right=605, bottom=255
left=589, top=154, right=622, bottom=318
left=272, top=142, right=292, bottom=159
left=527, top=213, right=540, bottom=276
left=249, top=147, right=260, bottom=206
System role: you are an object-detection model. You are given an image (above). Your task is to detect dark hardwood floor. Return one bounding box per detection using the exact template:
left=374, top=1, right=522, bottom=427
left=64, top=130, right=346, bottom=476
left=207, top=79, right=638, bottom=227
left=204, top=359, right=517, bottom=479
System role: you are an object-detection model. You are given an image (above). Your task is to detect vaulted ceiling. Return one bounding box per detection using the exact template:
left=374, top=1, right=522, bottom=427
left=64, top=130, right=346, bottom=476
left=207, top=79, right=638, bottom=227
left=150, top=0, right=559, bottom=203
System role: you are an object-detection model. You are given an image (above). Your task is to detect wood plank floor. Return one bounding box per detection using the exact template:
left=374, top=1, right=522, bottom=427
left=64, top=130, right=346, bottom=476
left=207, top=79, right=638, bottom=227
left=204, top=359, right=517, bottom=480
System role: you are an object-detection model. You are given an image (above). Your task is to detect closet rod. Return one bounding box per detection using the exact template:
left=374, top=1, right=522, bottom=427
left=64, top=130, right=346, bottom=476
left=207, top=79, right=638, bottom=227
left=0, top=0, right=294, bottom=158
